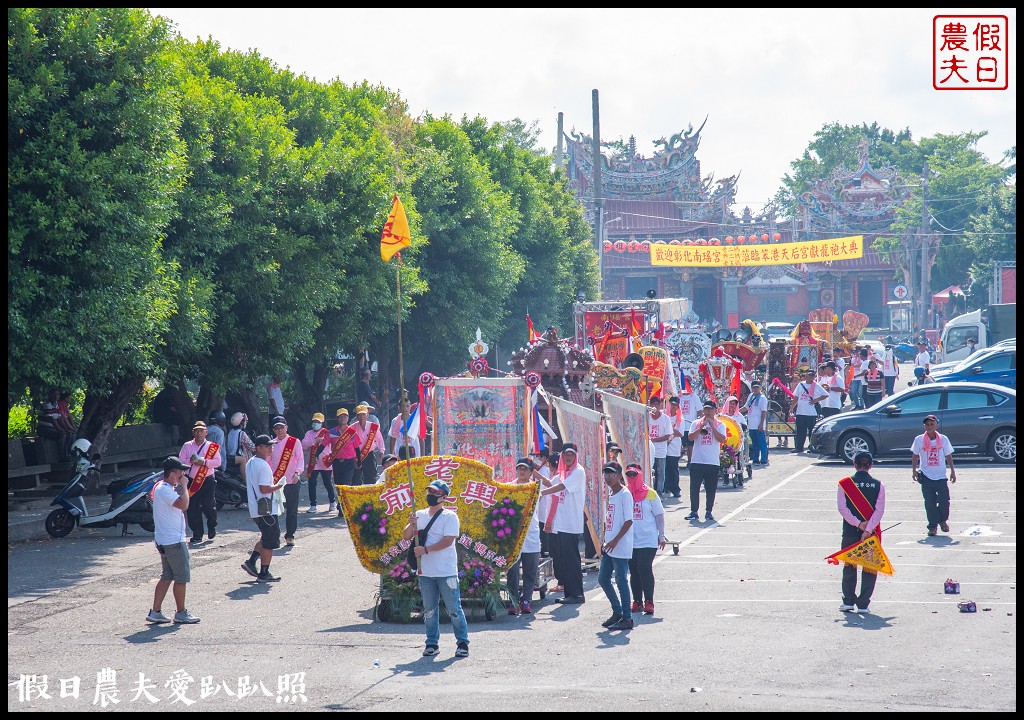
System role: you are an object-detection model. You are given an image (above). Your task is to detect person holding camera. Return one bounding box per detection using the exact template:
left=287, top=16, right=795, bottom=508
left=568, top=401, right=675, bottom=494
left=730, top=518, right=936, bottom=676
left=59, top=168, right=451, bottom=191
left=241, top=435, right=285, bottom=583
left=911, top=415, right=957, bottom=537
left=684, top=401, right=727, bottom=523
left=402, top=480, right=469, bottom=658
left=146, top=457, right=199, bottom=625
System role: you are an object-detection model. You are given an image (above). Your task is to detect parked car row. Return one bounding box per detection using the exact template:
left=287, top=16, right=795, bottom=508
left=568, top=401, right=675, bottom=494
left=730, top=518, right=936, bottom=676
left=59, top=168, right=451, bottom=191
left=810, top=381, right=1016, bottom=464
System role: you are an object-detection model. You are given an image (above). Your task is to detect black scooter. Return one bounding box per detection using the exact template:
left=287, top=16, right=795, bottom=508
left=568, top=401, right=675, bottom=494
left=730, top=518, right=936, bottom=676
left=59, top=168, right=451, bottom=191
left=214, top=470, right=247, bottom=511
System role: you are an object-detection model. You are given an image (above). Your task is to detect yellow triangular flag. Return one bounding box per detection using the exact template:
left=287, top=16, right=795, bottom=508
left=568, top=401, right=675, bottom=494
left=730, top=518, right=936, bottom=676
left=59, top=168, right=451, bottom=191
left=829, top=535, right=894, bottom=576
left=380, top=194, right=411, bottom=262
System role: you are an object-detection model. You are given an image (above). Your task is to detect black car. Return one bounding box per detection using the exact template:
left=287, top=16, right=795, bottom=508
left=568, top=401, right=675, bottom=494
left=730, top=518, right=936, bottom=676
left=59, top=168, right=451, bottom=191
left=809, top=382, right=1016, bottom=463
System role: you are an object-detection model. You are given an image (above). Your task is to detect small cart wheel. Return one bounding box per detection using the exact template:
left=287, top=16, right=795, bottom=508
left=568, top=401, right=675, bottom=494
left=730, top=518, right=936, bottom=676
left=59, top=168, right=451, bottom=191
left=538, top=586, right=547, bottom=600
left=672, top=544, right=680, bottom=556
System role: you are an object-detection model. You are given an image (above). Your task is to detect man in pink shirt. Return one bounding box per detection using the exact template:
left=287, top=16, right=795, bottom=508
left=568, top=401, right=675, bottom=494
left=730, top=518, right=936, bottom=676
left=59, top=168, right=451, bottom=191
left=837, top=451, right=886, bottom=614
left=179, top=421, right=222, bottom=545
left=352, top=403, right=384, bottom=486
left=270, top=416, right=304, bottom=546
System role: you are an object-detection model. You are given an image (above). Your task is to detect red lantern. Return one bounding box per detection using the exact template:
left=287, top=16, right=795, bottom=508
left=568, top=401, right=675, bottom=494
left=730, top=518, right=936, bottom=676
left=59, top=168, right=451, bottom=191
left=696, top=238, right=707, bottom=246
left=736, top=235, right=746, bottom=244
left=614, top=240, right=627, bottom=252
left=628, top=241, right=639, bottom=253
left=603, top=240, right=612, bottom=252
left=670, top=239, right=681, bottom=246
left=725, top=236, right=734, bottom=244
left=773, top=232, right=781, bottom=241
left=762, top=233, right=769, bottom=242
left=682, top=239, right=692, bottom=245
left=641, top=241, right=650, bottom=252
left=710, top=237, right=721, bottom=246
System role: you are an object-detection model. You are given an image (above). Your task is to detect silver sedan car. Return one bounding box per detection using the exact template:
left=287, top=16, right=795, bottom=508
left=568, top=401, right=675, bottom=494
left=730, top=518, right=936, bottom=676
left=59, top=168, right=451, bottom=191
left=809, top=381, right=1016, bottom=463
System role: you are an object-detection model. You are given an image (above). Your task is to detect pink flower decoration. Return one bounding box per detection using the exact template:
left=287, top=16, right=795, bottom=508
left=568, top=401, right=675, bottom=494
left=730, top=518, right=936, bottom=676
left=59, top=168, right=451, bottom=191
left=378, top=528, right=386, bottom=535
left=360, top=514, right=368, bottom=521
left=508, top=509, right=515, bottom=516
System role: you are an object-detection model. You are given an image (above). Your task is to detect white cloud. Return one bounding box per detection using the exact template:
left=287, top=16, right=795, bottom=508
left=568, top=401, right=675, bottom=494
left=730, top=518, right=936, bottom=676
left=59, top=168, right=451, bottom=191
left=152, top=8, right=1016, bottom=205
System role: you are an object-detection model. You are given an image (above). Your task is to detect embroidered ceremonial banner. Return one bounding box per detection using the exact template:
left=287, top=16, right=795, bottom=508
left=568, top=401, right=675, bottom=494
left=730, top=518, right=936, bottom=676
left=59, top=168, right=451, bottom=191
left=323, top=425, right=357, bottom=465
left=651, top=235, right=864, bottom=267
left=432, top=377, right=529, bottom=483
left=551, top=396, right=608, bottom=548
left=187, top=441, right=220, bottom=497
left=337, top=456, right=538, bottom=575
left=825, top=535, right=894, bottom=576
left=599, top=391, right=651, bottom=485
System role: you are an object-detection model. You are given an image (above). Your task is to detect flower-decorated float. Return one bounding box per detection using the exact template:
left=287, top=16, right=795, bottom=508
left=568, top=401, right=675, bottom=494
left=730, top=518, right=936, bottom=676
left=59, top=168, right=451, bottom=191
left=338, top=455, right=539, bottom=622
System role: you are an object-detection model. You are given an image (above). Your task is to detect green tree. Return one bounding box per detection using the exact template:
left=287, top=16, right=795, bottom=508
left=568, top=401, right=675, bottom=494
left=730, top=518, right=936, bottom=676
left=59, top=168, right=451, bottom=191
left=8, top=8, right=185, bottom=450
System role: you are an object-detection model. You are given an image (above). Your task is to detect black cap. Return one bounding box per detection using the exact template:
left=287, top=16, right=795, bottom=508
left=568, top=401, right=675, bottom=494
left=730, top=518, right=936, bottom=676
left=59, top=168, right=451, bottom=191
left=703, top=401, right=717, bottom=409
left=853, top=451, right=873, bottom=467
left=922, top=414, right=938, bottom=424
left=561, top=443, right=578, bottom=454
left=917, top=340, right=927, bottom=345
left=254, top=434, right=275, bottom=446
left=271, top=415, right=287, bottom=427
left=605, top=441, right=620, bottom=451
left=162, top=456, right=189, bottom=473
left=602, top=461, right=622, bottom=474
left=381, top=454, right=399, bottom=465
left=516, top=457, right=533, bottom=469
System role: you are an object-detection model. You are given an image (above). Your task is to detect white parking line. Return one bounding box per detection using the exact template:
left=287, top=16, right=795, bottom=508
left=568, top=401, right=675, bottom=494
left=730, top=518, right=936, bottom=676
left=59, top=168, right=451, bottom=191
left=653, top=599, right=1017, bottom=605
left=658, top=559, right=1016, bottom=568
left=657, top=578, right=1016, bottom=585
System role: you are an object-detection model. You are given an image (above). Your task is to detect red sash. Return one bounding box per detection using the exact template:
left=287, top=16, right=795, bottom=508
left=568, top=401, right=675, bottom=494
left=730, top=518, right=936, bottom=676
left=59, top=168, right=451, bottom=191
left=323, top=425, right=357, bottom=465
left=839, top=476, right=882, bottom=540
left=273, top=436, right=299, bottom=483
left=305, top=429, right=329, bottom=476
left=187, top=441, right=220, bottom=497
left=355, top=423, right=379, bottom=465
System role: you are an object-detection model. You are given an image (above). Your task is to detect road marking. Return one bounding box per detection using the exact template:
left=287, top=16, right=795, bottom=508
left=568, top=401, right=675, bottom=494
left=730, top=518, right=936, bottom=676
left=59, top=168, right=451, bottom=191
left=653, top=599, right=1017, bottom=605
left=657, top=578, right=1016, bottom=585
left=657, top=559, right=1016, bottom=568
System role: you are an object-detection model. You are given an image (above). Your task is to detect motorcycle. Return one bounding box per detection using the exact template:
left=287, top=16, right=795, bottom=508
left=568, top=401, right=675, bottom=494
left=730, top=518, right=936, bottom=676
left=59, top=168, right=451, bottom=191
left=215, top=470, right=247, bottom=511
left=44, top=439, right=157, bottom=538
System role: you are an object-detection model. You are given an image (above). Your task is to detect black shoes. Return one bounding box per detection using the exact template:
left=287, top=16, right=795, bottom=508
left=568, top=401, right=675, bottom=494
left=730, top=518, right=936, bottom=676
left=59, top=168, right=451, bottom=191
left=602, top=613, right=623, bottom=628
left=684, top=512, right=698, bottom=520
left=257, top=571, right=280, bottom=583
left=241, top=560, right=258, bottom=578
left=608, top=618, right=634, bottom=631
left=556, top=596, right=585, bottom=605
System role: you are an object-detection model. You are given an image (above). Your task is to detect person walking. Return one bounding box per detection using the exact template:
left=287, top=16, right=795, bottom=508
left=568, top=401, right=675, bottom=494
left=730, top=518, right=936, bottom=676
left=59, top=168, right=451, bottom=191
left=325, top=408, right=358, bottom=517
left=205, top=411, right=228, bottom=471
left=266, top=374, right=285, bottom=431
left=849, top=348, right=869, bottom=410
left=881, top=345, right=900, bottom=397
left=684, top=401, right=727, bottom=523
left=302, top=412, right=334, bottom=514
left=269, top=416, right=304, bottom=546
left=403, top=479, right=470, bottom=658
left=742, top=381, right=770, bottom=466
left=626, top=463, right=665, bottom=617
left=911, top=415, right=957, bottom=537
left=791, top=370, right=827, bottom=453
left=664, top=397, right=685, bottom=498
left=820, top=361, right=845, bottom=417
left=506, top=458, right=542, bottom=615
left=862, top=360, right=885, bottom=407
left=388, top=396, right=422, bottom=460
left=837, top=452, right=886, bottom=614
left=241, top=435, right=285, bottom=583
left=677, top=381, right=701, bottom=467
left=540, top=443, right=586, bottom=604
left=914, top=341, right=931, bottom=373
left=146, top=457, right=199, bottom=625
left=178, top=421, right=221, bottom=545
left=647, top=395, right=673, bottom=495
left=352, top=404, right=384, bottom=486
left=598, top=461, right=634, bottom=631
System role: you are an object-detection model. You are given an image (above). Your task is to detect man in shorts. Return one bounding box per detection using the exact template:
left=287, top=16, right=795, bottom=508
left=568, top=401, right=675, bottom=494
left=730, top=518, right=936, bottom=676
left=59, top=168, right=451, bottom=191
left=147, top=457, right=200, bottom=624
left=241, top=435, right=286, bottom=583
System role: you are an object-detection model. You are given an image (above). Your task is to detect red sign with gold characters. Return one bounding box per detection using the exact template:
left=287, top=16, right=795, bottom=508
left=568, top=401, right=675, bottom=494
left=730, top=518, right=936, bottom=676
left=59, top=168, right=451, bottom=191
left=933, top=15, right=1008, bottom=90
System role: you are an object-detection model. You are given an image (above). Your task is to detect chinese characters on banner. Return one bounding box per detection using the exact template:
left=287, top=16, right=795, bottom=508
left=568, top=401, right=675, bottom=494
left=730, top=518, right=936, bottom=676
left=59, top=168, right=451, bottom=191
left=650, top=236, right=863, bottom=267
left=550, top=396, right=608, bottom=548
left=336, top=456, right=539, bottom=575
left=431, top=377, right=529, bottom=483
left=933, top=15, right=1008, bottom=90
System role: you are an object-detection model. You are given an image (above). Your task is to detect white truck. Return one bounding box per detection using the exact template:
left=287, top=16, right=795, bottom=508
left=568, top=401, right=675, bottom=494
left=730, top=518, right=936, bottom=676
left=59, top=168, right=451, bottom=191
left=939, top=303, right=1016, bottom=363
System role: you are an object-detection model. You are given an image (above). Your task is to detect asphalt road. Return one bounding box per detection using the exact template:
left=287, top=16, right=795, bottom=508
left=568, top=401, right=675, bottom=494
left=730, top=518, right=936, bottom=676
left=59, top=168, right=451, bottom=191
left=7, top=451, right=1016, bottom=711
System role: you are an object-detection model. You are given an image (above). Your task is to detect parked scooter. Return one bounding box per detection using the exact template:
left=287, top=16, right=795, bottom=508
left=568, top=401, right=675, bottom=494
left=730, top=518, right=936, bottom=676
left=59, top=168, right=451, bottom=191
left=215, top=470, right=247, bottom=511
left=44, top=439, right=157, bottom=538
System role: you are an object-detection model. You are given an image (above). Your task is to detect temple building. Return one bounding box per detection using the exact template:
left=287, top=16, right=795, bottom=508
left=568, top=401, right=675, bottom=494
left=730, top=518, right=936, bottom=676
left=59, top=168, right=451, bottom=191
left=563, top=125, right=909, bottom=329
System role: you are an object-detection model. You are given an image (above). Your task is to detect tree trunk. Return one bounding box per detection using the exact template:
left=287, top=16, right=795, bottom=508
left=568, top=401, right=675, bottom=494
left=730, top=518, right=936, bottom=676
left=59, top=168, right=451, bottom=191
left=173, top=376, right=197, bottom=440
left=196, top=385, right=225, bottom=424
left=79, top=374, right=145, bottom=482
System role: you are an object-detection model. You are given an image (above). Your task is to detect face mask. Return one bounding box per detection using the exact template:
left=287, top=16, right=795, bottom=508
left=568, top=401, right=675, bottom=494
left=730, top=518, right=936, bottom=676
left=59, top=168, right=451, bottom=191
left=311, top=422, right=322, bottom=430
left=426, top=494, right=442, bottom=507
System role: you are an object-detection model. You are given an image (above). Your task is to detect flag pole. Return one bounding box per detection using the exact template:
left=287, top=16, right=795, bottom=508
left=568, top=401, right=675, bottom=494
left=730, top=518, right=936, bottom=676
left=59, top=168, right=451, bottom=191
left=395, top=255, right=414, bottom=485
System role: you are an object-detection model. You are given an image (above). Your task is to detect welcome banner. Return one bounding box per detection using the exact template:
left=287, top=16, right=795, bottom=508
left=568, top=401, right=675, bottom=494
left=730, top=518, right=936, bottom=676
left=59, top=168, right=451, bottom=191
left=432, top=377, right=529, bottom=483
left=550, top=396, right=607, bottom=548
left=650, top=235, right=863, bottom=267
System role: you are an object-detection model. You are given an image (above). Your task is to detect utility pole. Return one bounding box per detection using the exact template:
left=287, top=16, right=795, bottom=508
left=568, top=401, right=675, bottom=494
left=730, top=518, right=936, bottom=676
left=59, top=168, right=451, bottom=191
left=555, top=112, right=563, bottom=171
left=592, top=89, right=603, bottom=298
left=919, top=160, right=931, bottom=331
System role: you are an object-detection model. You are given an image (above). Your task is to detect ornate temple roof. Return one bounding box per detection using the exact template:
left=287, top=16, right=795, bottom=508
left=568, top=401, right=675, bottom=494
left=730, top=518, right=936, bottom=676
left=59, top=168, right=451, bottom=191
left=798, top=138, right=910, bottom=235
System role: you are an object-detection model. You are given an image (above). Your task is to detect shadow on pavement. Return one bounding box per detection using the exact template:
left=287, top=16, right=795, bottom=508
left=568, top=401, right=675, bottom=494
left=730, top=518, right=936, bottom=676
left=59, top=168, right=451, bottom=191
left=835, top=613, right=895, bottom=630
left=225, top=582, right=273, bottom=600
left=123, top=624, right=182, bottom=644
left=595, top=629, right=632, bottom=648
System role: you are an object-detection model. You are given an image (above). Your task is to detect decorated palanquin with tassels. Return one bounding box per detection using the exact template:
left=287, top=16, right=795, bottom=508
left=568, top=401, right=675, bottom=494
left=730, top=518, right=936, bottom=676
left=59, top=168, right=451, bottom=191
left=509, top=328, right=593, bottom=406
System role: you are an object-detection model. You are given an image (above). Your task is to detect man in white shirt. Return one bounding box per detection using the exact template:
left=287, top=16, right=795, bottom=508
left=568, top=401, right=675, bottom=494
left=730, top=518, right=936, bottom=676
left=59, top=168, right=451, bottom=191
left=914, top=341, right=931, bottom=372
left=790, top=369, right=828, bottom=453
left=685, top=401, right=728, bottom=523
left=540, top=443, right=587, bottom=604
left=742, top=381, right=770, bottom=465
left=820, top=361, right=846, bottom=418
left=241, top=435, right=286, bottom=583
left=403, top=479, right=469, bottom=658
left=911, top=415, right=957, bottom=537
left=881, top=345, right=900, bottom=397
left=506, top=459, right=542, bottom=615
left=266, top=375, right=285, bottom=431
left=648, top=395, right=674, bottom=495
left=664, top=397, right=686, bottom=498
left=146, top=457, right=199, bottom=625
left=388, top=397, right=421, bottom=459
left=598, top=462, right=634, bottom=631
left=676, top=385, right=701, bottom=467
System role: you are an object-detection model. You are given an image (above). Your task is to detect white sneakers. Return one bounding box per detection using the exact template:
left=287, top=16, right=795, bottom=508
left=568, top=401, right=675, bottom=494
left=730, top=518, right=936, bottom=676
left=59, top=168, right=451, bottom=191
left=306, top=505, right=318, bottom=513
left=173, top=609, right=201, bottom=624
left=146, top=609, right=171, bottom=624
left=327, top=502, right=337, bottom=513
left=855, top=606, right=870, bottom=614
left=839, top=603, right=856, bottom=612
